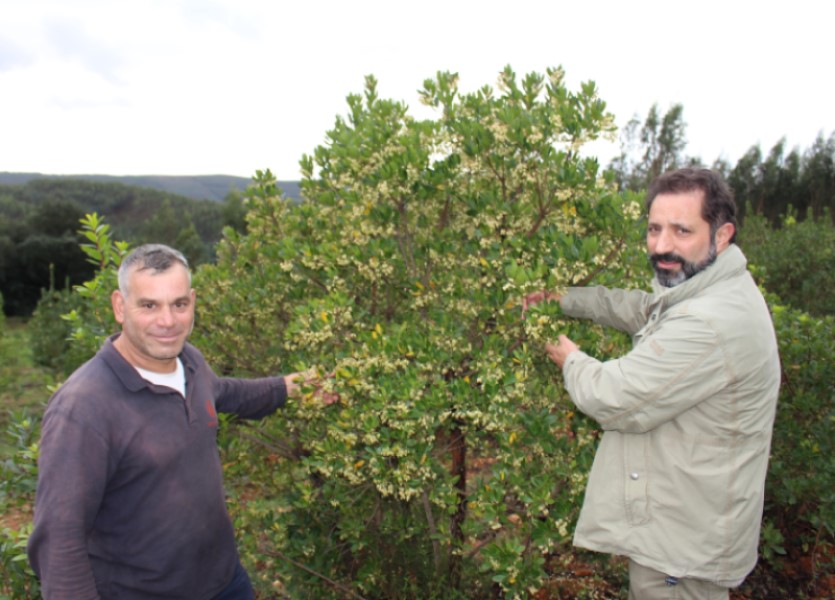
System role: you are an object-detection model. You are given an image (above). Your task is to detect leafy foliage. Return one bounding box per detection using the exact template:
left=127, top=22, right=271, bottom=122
left=27, top=287, right=87, bottom=376
left=756, top=295, right=834, bottom=595
left=0, top=412, right=41, bottom=600
left=192, top=66, right=647, bottom=598
left=739, top=208, right=834, bottom=316
left=60, top=213, right=130, bottom=359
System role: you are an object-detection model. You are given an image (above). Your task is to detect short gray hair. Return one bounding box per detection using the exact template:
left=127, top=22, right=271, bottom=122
left=118, top=244, right=191, bottom=296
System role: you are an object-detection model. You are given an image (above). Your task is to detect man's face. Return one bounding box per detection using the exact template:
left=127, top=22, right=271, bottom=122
left=111, top=263, right=195, bottom=373
left=646, top=189, right=727, bottom=287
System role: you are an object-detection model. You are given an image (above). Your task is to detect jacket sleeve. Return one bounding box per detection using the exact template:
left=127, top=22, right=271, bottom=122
left=27, top=409, right=106, bottom=600
left=561, top=286, right=652, bottom=336
left=214, top=376, right=288, bottom=419
left=562, top=311, right=731, bottom=433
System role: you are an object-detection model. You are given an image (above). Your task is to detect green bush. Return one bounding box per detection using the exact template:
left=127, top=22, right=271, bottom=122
left=192, top=67, right=646, bottom=598
left=761, top=297, right=834, bottom=587
left=28, top=288, right=87, bottom=377
left=739, top=208, right=834, bottom=316
left=0, top=412, right=41, bottom=600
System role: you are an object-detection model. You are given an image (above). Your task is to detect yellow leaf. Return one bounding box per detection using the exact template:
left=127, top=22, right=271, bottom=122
left=354, top=460, right=365, bottom=469
left=509, top=432, right=517, bottom=444
left=320, top=311, right=328, bottom=323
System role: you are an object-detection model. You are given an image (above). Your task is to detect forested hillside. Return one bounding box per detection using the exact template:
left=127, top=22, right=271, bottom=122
left=0, top=178, right=253, bottom=315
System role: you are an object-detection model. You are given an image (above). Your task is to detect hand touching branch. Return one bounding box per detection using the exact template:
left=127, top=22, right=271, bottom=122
left=285, top=369, right=340, bottom=405
left=544, top=335, right=579, bottom=369
left=521, top=290, right=560, bottom=319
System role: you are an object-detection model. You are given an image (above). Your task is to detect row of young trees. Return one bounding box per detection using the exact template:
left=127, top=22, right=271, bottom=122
left=610, top=103, right=835, bottom=225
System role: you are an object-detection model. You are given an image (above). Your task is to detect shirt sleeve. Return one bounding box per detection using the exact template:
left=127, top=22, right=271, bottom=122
left=561, top=286, right=652, bottom=336
left=562, top=311, right=731, bottom=433
left=214, top=376, right=287, bottom=419
left=27, top=408, right=107, bottom=600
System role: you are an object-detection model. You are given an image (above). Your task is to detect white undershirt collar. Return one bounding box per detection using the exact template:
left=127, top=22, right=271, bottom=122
left=135, top=358, right=186, bottom=397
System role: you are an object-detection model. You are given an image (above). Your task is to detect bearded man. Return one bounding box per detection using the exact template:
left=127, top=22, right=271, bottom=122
left=525, top=168, right=780, bottom=599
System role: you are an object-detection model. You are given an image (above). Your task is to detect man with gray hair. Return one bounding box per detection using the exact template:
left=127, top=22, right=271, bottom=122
left=28, top=244, right=332, bottom=599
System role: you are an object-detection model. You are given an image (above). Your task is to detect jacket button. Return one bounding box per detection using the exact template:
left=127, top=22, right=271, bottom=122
left=630, top=472, right=639, bottom=480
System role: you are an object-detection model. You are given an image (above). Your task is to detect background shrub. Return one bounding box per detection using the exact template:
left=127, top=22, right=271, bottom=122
left=739, top=208, right=834, bottom=316
left=759, top=297, right=834, bottom=592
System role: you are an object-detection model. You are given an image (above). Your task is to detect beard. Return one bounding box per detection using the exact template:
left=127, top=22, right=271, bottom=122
left=650, top=239, right=718, bottom=288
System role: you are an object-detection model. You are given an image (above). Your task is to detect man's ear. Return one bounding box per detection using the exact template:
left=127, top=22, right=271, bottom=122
left=111, top=290, right=126, bottom=324
left=715, top=222, right=735, bottom=252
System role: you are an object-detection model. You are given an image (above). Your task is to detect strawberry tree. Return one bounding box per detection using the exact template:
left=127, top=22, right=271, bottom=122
left=192, top=66, right=648, bottom=598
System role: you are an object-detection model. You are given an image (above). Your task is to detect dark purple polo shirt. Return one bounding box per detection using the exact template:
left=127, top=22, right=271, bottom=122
left=28, top=336, right=286, bottom=599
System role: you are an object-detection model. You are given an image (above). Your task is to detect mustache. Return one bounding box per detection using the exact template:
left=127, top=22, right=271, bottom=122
left=650, top=252, right=685, bottom=267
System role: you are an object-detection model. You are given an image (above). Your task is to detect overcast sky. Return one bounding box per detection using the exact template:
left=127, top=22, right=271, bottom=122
left=1, top=0, right=832, bottom=181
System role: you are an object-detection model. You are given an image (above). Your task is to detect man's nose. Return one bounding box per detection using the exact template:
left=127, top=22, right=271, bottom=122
left=156, top=306, right=177, bottom=327
left=653, top=229, right=674, bottom=254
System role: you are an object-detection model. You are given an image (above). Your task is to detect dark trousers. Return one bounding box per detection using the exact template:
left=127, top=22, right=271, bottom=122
left=211, top=562, right=255, bottom=600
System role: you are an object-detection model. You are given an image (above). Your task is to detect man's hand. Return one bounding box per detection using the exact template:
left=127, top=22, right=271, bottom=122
left=545, top=335, right=579, bottom=369
left=521, top=290, right=560, bottom=319
left=285, top=370, right=340, bottom=405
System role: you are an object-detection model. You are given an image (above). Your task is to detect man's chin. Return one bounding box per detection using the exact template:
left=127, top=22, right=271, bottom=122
left=149, top=341, right=186, bottom=360
left=655, top=268, right=687, bottom=288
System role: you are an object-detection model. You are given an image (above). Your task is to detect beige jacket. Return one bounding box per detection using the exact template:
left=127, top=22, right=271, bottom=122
left=561, top=245, right=780, bottom=585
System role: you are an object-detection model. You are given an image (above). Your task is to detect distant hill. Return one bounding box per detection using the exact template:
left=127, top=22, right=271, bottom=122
left=0, top=172, right=301, bottom=202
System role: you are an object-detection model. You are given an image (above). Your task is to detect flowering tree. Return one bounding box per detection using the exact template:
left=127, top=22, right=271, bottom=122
left=193, top=66, right=648, bottom=598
